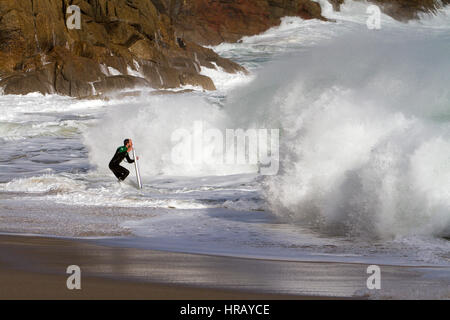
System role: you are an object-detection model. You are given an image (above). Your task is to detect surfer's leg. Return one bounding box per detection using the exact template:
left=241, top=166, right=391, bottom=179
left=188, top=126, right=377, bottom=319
left=109, top=164, right=125, bottom=181
left=114, top=165, right=129, bottom=181
left=120, top=167, right=130, bottom=181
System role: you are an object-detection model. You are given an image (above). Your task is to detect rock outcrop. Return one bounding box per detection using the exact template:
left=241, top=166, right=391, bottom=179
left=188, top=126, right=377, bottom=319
left=162, top=0, right=327, bottom=45
left=332, top=0, right=450, bottom=20
left=375, top=0, right=450, bottom=20
left=153, top=0, right=449, bottom=46
left=0, top=0, right=245, bottom=97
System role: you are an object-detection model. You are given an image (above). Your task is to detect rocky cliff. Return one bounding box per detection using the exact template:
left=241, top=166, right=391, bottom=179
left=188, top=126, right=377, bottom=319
left=0, top=0, right=247, bottom=97
left=0, top=0, right=447, bottom=98
left=167, top=0, right=449, bottom=46
left=332, top=0, right=450, bottom=20
left=154, top=0, right=449, bottom=46
left=162, top=0, right=326, bottom=45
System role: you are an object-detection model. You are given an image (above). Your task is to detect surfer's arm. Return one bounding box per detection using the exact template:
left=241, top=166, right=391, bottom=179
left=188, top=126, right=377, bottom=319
left=125, top=153, right=135, bottom=164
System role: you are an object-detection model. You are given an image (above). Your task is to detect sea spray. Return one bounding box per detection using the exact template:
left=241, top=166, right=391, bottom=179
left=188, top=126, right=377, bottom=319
left=81, top=23, right=450, bottom=240
left=249, top=32, right=450, bottom=239
left=83, top=93, right=260, bottom=176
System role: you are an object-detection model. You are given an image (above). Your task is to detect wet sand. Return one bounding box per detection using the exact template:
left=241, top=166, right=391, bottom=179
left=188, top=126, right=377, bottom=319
left=0, top=235, right=323, bottom=300
left=0, top=235, right=447, bottom=299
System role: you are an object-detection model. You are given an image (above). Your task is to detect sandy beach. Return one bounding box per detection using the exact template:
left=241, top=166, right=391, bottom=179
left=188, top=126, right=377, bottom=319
left=1, top=234, right=448, bottom=299
left=0, top=235, right=301, bottom=300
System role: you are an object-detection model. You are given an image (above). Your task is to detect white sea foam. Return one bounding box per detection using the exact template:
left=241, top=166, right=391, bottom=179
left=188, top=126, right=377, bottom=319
left=200, top=62, right=254, bottom=91
left=252, top=34, right=450, bottom=239
left=82, top=93, right=258, bottom=176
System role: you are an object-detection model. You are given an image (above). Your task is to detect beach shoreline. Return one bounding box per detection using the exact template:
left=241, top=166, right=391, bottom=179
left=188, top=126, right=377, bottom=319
left=1, top=234, right=449, bottom=299
left=0, top=234, right=337, bottom=300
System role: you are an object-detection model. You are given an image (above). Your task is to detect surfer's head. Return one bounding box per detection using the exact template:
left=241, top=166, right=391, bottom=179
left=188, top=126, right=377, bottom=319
left=124, top=139, right=133, bottom=150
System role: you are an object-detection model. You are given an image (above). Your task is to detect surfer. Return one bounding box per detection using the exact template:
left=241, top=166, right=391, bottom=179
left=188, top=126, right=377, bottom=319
left=109, top=139, right=139, bottom=181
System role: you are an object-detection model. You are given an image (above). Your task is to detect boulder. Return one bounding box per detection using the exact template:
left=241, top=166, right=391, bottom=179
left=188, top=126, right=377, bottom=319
left=179, top=73, right=216, bottom=91
left=93, top=75, right=150, bottom=95
left=1, top=70, right=54, bottom=96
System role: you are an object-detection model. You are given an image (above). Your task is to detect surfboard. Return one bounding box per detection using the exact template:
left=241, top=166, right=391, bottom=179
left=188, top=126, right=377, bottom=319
left=133, top=149, right=143, bottom=189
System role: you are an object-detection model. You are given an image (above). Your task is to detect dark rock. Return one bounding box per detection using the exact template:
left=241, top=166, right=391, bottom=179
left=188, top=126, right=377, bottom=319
left=179, top=73, right=216, bottom=91
left=329, top=0, right=345, bottom=12
left=331, top=0, right=449, bottom=20
left=366, top=0, right=447, bottom=20
left=0, top=63, right=56, bottom=95
left=93, top=75, right=150, bottom=95
left=164, top=0, right=328, bottom=46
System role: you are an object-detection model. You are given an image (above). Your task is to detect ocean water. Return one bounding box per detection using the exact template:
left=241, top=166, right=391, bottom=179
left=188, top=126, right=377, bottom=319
left=0, top=1, right=449, bottom=297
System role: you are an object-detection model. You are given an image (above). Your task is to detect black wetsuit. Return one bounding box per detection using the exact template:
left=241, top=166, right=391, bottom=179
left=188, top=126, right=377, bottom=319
left=109, top=146, right=135, bottom=181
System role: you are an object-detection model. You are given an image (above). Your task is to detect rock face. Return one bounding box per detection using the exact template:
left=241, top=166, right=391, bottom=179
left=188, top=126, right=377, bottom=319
left=162, top=0, right=326, bottom=45
left=374, top=0, right=450, bottom=20
left=154, top=0, right=449, bottom=46
left=333, top=0, right=450, bottom=20
left=0, top=0, right=245, bottom=97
